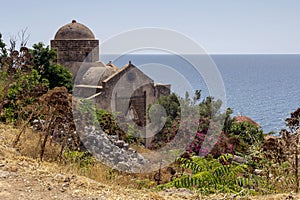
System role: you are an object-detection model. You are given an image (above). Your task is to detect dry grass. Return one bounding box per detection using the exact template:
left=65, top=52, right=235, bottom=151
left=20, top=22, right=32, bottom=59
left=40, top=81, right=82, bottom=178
left=0, top=123, right=204, bottom=199
left=17, top=127, right=61, bottom=162
left=3, top=124, right=161, bottom=189
left=2, top=123, right=300, bottom=199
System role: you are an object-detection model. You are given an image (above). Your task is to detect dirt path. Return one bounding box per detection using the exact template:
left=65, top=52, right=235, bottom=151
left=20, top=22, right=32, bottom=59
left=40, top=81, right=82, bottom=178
left=0, top=124, right=299, bottom=200
left=1, top=153, right=299, bottom=200
left=0, top=149, right=202, bottom=200
left=0, top=124, right=203, bottom=199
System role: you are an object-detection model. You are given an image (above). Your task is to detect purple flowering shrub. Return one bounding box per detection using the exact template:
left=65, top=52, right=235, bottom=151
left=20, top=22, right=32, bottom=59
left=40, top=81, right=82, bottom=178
left=149, top=94, right=238, bottom=157
left=186, top=131, right=234, bottom=158
left=150, top=115, right=235, bottom=158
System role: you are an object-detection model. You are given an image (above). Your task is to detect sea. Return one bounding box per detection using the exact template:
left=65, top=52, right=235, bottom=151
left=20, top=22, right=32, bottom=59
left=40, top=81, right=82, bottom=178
left=101, top=54, right=300, bottom=133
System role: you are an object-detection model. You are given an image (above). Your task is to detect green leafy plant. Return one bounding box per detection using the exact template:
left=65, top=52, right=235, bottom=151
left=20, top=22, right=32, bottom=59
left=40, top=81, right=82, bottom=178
left=31, top=43, right=73, bottom=91
left=0, top=69, right=48, bottom=122
left=96, top=109, right=119, bottom=134
left=159, top=154, right=259, bottom=195
left=124, top=123, right=142, bottom=144
left=131, top=178, right=156, bottom=189
left=95, top=109, right=141, bottom=144
left=63, top=150, right=95, bottom=172
left=229, top=121, right=264, bottom=154
left=0, top=33, right=7, bottom=64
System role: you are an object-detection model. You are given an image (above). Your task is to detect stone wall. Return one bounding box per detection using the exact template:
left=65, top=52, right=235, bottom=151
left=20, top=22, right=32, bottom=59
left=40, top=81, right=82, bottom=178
left=81, top=126, right=149, bottom=173
left=95, top=65, right=156, bottom=126
left=51, top=40, right=99, bottom=65
left=154, top=84, right=171, bottom=99
left=73, top=63, right=171, bottom=148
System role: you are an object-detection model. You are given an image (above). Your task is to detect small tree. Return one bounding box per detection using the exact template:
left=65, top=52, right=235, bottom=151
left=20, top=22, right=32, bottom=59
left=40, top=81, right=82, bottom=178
left=280, top=108, right=300, bottom=193
left=31, top=43, right=73, bottom=91
left=0, top=39, right=49, bottom=122
left=0, top=33, right=7, bottom=64
left=229, top=121, right=264, bottom=154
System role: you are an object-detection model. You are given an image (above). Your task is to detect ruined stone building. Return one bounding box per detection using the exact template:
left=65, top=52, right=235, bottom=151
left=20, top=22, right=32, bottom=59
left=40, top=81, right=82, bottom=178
left=51, top=20, right=170, bottom=144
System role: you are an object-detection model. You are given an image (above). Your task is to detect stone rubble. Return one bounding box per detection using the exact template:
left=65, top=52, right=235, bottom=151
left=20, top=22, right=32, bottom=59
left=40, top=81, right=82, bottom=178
left=80, top=126, right=149, bottom=173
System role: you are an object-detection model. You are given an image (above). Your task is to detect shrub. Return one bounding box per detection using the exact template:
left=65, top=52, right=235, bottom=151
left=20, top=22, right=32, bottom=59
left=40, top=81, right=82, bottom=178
left=159, top=154, right=259, bottom=195
left=31, top=43, right=73, bottom=91
left=187, top=131, right=234, bottom=158
left=229, top=121, right=264, bottom=154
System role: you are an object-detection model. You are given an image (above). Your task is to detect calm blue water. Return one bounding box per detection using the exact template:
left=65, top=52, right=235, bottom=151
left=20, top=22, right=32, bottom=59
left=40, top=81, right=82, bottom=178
left=213, top=55, right=300, bottom=133
left=101, top=54, right=300, bottom=133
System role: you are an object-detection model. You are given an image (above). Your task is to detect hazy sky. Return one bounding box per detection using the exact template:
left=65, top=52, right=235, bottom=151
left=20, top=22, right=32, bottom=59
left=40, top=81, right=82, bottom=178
left=1, top=1, right=300, bottom=54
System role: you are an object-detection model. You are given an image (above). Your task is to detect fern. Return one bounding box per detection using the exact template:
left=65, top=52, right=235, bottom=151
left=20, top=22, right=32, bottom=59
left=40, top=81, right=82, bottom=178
left=160, top=154, right=259, bottom=195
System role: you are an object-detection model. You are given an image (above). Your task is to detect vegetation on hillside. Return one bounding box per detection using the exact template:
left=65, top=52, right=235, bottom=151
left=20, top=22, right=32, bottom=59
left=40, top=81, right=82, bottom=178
left=0, top=32, right=300, bottom=197
left=0, top=33, right=73, bottom=123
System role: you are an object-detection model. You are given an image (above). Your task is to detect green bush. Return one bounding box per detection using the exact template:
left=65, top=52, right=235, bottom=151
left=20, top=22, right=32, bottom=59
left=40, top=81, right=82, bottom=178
left=159, top=154, right=259, bottom=195
left=0, top=69, right=47, bottom=122
left=229, top=122, right=264, bottom=154
left=31, top=43, right=73, bottom=91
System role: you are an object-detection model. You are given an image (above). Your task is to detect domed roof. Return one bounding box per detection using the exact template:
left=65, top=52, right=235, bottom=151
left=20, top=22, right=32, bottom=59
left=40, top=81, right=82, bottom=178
left=75, top=62, right=118, bottom=86
left=234, top=116, right=260, bottom=127
left=54, top=20, right=95, bottom=40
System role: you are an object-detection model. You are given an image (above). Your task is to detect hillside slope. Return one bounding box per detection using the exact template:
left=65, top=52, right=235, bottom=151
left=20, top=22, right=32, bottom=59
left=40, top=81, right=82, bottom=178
left=0, top=124, right=298, bottom=200
left=0, top=124, right=201, bottom=200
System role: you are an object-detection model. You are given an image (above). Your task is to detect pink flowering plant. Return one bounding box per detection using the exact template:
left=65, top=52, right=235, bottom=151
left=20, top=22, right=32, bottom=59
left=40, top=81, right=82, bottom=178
left=187, top=131, right=234, bottom=158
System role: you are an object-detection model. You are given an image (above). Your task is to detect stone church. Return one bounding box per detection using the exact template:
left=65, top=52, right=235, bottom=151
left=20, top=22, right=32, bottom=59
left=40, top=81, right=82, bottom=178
left=51, top=20, right=170, bottom=143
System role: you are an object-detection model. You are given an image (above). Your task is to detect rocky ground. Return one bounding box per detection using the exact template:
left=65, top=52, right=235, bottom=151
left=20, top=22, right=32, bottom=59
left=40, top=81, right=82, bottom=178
left=0, top=162, right=298, bottom=200
left=0, top=125, right=201, bottom=200
left=0, top=156, right=201, bottom=200
left=0, top=124, right=299, bottom=200
left=81, top=126, right=150, bottom=173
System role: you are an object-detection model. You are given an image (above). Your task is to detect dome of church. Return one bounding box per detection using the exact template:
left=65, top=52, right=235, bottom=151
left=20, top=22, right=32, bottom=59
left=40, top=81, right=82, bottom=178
left=54, top=20, right=95, bottom=40
left=76, top=62, right=118, bottom=86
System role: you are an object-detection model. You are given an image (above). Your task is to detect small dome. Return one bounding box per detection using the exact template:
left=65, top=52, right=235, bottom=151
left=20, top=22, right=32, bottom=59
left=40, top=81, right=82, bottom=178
left=234, top=116, right=260, bottom=127
left=76, top=62, right=118, bottom=86
left=54, top=20, right=95, bottom=40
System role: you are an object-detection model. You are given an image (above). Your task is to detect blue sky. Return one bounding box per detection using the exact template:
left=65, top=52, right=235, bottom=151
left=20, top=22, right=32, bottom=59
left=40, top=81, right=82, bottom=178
left=1, top=1, right=300, bottom=54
